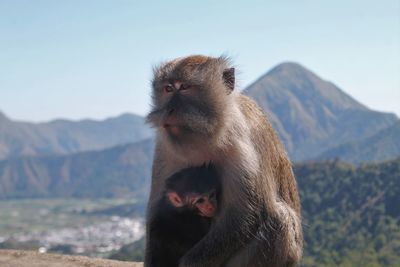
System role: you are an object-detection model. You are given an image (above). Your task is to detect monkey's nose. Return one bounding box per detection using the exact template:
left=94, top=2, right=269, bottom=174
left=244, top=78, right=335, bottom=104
left=205, top=204, right=215, bottom=214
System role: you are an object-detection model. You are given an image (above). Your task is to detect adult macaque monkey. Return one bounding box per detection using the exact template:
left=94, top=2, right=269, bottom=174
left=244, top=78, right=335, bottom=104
left=145, top=55, right=303, bottom=267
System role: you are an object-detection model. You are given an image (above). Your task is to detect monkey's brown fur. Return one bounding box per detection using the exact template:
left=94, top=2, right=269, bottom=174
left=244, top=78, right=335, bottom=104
left=145, top=55, right=303, bottom=267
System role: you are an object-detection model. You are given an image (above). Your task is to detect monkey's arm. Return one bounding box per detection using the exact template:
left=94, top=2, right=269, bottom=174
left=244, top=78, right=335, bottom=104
left=144, top=231, right=167, bottom=267
left=179, top=186, right=261, bottom=267
left=145, top=203, right=181, bottom=267
left=145, top=229, right=180, bottom=267
left=144, top=146, right=166, bottom=267
left=144, top=205, right=164, bottom=267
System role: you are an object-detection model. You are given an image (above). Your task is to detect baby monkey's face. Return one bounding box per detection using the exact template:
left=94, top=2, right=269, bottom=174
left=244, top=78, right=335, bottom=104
left=167, top=188, right=218, bottom=218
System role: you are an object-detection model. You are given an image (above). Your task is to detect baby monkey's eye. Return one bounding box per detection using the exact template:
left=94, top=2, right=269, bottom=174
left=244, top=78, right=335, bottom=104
left=195, top=198, right=205, bottom=204
left=180, top=84, right=190, bottom=90
left=164, top=85, right=174, bottom=93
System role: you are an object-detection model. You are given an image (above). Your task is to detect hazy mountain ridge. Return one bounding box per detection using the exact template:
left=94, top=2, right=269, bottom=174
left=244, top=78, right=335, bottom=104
left=0, top=139, right=154, bottom=199
left=243, top=62, right=398, bottom=161
left=318, top=120, right=400, bottom=163
left=0, top=62, right=399, bottom=165
left=0, top=112, right=153, bottom=160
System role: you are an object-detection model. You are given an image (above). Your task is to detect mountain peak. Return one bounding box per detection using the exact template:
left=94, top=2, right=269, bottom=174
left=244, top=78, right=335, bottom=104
left=0, top=110, right=9, bottom=121
left=244, top=62, right=396, bottom=160
left=264, top=62, right=316, bottom=80
left=268, top=61, right=307, bottom=72
left=245, top=62, right=367, bottom=112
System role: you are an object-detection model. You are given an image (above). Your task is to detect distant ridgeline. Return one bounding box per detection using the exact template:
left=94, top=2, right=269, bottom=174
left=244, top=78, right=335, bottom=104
left=0, top=62, right=398, bottom=165
left=109, top=158, right=400, bottom=267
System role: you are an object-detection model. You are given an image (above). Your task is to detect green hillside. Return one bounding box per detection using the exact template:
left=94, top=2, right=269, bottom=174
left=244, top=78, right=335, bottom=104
left=0, top=139, right=154, bottom=199
left=297, top=159, right=400, bottom=266
left=109, top=159, right=400, bottom=267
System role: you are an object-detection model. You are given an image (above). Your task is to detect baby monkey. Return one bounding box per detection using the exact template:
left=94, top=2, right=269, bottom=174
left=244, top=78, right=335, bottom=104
left=148, top=164, right=220, bottom=267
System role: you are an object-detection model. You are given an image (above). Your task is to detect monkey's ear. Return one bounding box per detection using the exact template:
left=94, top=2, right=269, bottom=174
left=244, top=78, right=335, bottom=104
left=222, top=68, right=235, bottom=91
left=167, top=191, right=184, bottom=207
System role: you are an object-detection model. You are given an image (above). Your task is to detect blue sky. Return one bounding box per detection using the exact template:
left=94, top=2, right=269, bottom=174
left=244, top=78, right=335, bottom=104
left=0, top=0, right=399, bottom=121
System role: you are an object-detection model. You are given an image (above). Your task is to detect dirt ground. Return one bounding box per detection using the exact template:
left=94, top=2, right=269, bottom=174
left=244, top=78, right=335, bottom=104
left=0, top=249, right=143, bottom=267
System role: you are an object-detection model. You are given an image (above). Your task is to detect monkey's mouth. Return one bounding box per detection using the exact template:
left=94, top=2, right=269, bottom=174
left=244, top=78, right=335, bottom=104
left=198, top=207, right=216, bottom=218
left=162, top=114, right=179, bottom=128
left=163, top=123, right=173, bottom=128
left=163, top=123, right=178, bottom=129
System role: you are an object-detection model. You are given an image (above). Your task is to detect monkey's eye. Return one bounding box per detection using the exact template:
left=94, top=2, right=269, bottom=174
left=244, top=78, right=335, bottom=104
left=180, top=84, right=190, bottom=90
left=195, top=198, right=205, bottom=204
left=164, top=85, right=174, bottom=93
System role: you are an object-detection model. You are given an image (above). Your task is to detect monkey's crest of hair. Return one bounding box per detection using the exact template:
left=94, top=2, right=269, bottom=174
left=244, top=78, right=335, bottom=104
left=179, top=55, right=209, bottom=66
left=152, top=55, right=233, bottom=86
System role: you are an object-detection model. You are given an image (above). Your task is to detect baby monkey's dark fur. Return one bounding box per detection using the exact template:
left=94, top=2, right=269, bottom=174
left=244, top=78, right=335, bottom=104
left=148, top=164, right=220, bottom=267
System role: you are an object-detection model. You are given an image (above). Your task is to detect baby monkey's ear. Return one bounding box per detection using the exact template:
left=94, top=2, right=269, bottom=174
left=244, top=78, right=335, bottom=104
left=222, top=68, right=235, bottom=92
left=167, top=191, right=184, bottom=207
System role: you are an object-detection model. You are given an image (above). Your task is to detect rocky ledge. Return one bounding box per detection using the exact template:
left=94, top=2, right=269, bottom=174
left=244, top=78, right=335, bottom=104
left=0, top=249, right=143, bottom=267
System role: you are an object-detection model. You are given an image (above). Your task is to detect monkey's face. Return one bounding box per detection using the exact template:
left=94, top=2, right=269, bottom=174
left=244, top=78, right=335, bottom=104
left=146, top=56, right=235, bottom=146
left=167, top=189, right=218, bottom=218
